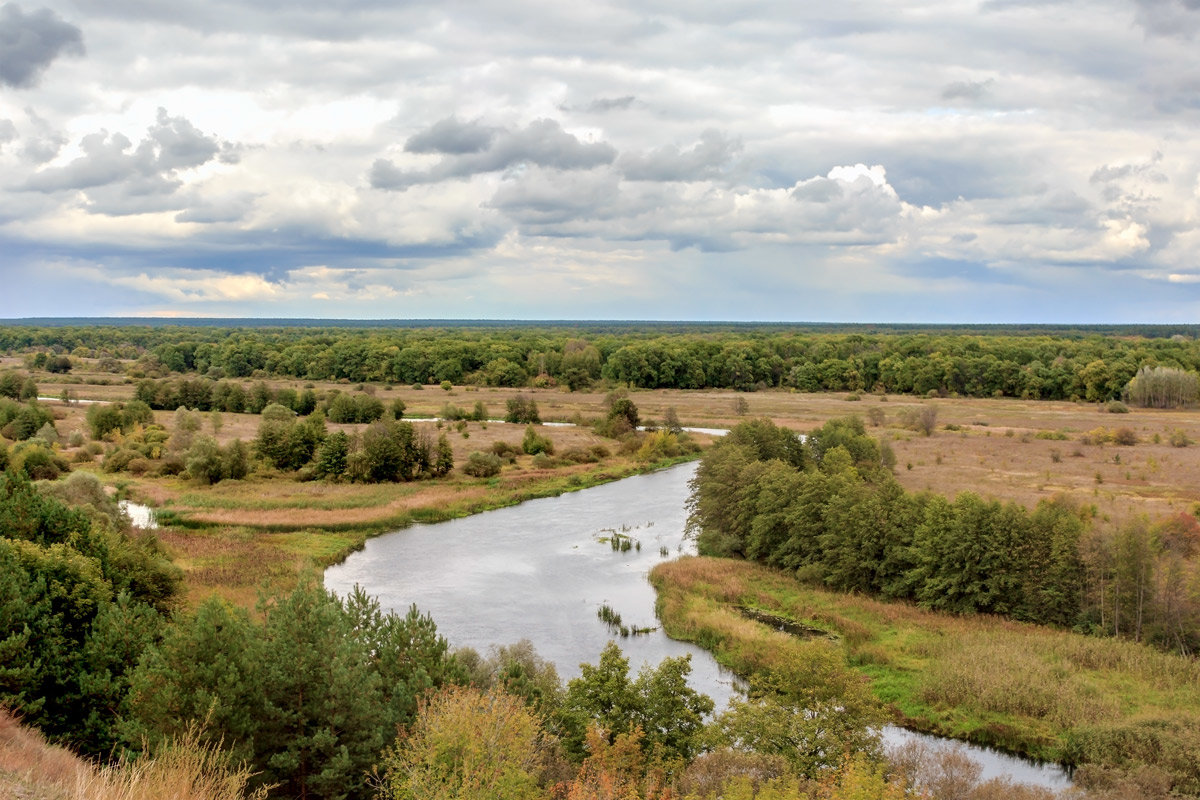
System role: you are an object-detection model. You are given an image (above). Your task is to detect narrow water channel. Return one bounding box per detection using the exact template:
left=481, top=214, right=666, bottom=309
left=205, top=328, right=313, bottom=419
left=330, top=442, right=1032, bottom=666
left=324, top=462, right=1071, bottom=790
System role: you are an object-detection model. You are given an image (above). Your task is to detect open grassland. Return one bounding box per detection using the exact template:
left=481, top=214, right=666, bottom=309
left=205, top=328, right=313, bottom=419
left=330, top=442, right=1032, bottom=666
left=17, top=357, right=1200, bottom=607
left=651, top=556, right=1200, bottom=793
left=31, top=357, right=1200, bottom=524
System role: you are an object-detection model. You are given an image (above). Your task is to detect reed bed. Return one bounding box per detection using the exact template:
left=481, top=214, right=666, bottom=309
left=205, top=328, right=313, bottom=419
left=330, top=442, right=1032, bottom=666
left=651, top=556, right=1200, bottom=790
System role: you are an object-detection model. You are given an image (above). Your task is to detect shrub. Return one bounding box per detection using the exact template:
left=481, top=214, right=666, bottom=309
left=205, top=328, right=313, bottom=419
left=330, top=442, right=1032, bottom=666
left=10, top=442, right=67, bottom=480
left=34, top=422, right=59, bottom=445
left=157, top=454, right=187, bottom=476
left=900, top=404, right=938, bottom=436
left=617, top=432, right=644, bottom=455
left=504, top=395, right=540, bottom=424
left=636, top=429, right=695, bottom=462
left=1170, top=430, right=1192, bottom=448
left=440, top=403, right=469, bottom=421
left=1113, top=427, right=1138, bottom=446
left=561, top=447, right=597, bottom=464
left=126, top=457, right=152, bottom=476
left=2, top=402, right=54, bottom=441
left=521, top=426, right=554, bottom=456
left=462, top=451, right=503, bottom=478
left=531, top=452, right=555, bottom=469
left=103, top=448, right=140, bottom=473
left=1105, top=400, right=1130, bottom=414
left=186, top=437, right=226, bottom=484
left=490, top=440, right=521, bottom=461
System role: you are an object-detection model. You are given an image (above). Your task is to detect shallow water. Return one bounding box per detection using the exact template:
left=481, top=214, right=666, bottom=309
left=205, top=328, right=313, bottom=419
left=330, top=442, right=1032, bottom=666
left=324, top=462, right=1071, bottom=789
left=119, top=500, right=157, bottom=529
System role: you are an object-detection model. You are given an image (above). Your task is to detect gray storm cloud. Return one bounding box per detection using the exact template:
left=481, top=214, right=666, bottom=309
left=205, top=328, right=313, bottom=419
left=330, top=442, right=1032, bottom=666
left=617, top=130, right=742, bottom=182
left=1133, top=0, right=1200, bottom=37
left=0, top=3, right=83, bottom=88
left=404, top=117, right=496, bottom=155
left=371, top=118, right=617, bottom=190
left=4, top=0, right=1200, bottom=321
left=21, top=108, right=230, bottom=216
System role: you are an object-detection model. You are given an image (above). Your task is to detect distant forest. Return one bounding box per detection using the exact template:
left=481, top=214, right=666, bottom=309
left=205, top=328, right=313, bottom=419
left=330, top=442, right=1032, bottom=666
left=3, top=321, right=1200, bottom=400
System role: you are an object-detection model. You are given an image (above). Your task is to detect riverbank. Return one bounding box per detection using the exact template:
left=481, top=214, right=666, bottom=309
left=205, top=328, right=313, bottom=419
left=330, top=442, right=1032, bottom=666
left=650, top=556, right=1200, bottom=794
left=125, top=450, right=701, bottom=608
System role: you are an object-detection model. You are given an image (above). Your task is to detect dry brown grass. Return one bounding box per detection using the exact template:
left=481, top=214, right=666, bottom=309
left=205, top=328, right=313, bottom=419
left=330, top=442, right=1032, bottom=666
left=155, top=527, right=306, bottom=609
left=0, top=709, right=264, bottom=800
left=1, top=708, right=85, bottom=799
left=26, top=372, right=1200, bottom=526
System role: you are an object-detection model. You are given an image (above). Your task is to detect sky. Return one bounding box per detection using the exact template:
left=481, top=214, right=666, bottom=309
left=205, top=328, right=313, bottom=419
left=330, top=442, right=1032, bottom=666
left=1, top=0, right=1199, bottom=322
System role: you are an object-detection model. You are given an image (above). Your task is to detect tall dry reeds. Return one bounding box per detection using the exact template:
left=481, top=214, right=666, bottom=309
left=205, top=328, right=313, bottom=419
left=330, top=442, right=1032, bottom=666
left=0, top=708, right=265, bottom=800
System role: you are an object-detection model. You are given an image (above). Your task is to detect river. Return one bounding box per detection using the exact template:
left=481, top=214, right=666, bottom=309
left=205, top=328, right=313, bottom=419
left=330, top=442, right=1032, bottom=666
left=323, top=461, right=1071, bottom=790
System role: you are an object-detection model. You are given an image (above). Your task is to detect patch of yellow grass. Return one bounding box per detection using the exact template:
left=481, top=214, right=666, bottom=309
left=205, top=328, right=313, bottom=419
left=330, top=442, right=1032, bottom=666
left=0, top=710, right=264, bottom=800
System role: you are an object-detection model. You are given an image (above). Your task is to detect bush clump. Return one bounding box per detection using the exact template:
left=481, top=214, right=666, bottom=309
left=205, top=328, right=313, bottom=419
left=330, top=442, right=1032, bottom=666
left=521, top=426, right=554, bottom=456
left=504, top=395, right=540, bottom=424
left=1124, top=365, right=1199, bottom=409
left=462, top=451, right=503, bottom=478
left=1113, top=427, right=1139, bottom=446
left=490, top=440, right=521, bottom=462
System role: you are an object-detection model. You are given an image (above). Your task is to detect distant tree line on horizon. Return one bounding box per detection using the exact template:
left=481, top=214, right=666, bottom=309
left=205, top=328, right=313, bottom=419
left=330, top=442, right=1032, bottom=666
left=7, top=324, right=1200, bottom=402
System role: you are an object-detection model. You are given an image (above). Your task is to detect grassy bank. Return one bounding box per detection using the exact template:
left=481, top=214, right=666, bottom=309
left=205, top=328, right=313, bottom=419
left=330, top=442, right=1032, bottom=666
left=650, top=556, right=1200, bottom=794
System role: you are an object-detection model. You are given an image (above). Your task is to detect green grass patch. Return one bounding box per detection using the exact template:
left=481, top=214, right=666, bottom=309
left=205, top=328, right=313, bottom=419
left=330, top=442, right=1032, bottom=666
left=650, top=556, right=1200, bottom=792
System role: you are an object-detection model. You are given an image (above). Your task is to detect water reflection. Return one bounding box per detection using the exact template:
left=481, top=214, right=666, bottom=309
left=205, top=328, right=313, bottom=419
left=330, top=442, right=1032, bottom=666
left=324, top=462, right=1070, bottom=789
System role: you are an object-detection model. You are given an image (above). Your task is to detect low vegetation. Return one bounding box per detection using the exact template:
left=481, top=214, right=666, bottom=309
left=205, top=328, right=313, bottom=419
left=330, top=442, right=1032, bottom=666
left=651, top=556, right=1200, bottom=795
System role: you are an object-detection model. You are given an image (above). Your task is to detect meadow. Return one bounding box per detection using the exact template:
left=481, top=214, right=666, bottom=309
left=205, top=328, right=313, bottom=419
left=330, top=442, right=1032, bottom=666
left=651, top=556, right=1200, bottom=793
left=12, top=349, right=1200, bottom=606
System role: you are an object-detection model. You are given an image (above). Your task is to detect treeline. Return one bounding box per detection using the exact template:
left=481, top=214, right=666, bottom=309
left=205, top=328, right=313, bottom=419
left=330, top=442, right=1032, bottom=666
left=0, top=471, right=181, bottom=755
left=7, top=325, right=1200, bottom=400
left=131, top=376, right=403, bottom=422
left=86, top=401, right=454, bottom=485
left=689, top=418, right=1200, bottom=652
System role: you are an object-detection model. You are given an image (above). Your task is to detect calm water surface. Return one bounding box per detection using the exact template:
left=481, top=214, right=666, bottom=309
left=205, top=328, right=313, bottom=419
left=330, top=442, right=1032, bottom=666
left=324, top=462, right=1071, bottom=790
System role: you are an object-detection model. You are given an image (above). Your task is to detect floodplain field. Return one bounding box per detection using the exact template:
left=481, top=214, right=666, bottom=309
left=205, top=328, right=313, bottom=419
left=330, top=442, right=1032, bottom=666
left=652, top=556, right=1200, bottom=794
left=13, top=354, right=1200, bottom=606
